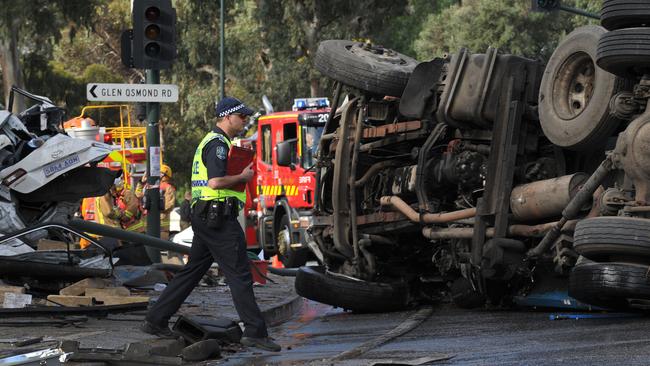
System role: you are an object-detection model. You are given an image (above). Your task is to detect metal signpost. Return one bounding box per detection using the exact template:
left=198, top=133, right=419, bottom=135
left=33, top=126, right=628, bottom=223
left=115, top=0, right=177, bottom=262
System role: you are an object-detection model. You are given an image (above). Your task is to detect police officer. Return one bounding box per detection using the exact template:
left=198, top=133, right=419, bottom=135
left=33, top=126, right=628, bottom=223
left=141, top=97, right=280, bottom=352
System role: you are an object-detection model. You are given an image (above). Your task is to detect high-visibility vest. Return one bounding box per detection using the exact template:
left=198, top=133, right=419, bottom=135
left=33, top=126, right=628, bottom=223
left=81, top=198, right=96, bottom=221
left=94, top=195, right=120, bottom=228
left=191, top=132, right=246, bottom=206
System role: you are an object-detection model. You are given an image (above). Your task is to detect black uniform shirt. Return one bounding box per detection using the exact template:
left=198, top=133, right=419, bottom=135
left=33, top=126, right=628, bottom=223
left=202, top=127, right=231, bottom=179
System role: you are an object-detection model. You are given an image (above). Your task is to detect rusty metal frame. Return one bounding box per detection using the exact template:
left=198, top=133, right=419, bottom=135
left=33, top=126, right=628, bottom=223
left=362, top=120, right=422, bottom=139
left=331, top=98, right=359, bottom=259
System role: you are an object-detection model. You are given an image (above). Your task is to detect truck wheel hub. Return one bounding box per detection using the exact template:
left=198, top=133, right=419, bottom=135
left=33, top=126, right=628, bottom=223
left=277, top=227, right=290, bottom=256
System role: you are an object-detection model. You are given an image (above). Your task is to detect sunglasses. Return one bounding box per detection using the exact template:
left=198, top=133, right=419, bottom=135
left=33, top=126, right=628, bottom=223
left=231, top=113, right=249, bottom=119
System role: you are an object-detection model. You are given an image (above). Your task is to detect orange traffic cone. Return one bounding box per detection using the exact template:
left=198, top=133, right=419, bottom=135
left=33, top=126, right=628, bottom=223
left=271, top=255, right=284, bottom=269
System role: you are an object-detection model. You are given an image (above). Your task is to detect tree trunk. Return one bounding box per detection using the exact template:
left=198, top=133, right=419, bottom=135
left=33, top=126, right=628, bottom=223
left=310, top=78, right=320, bottom=98
left=0, top=19, right=25, bottom=111
left=304, top=3, right=320, bottom=97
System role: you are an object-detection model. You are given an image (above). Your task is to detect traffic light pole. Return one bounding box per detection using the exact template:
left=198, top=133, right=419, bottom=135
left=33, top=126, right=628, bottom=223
left=219, top=0, right=225, bottom=100
left=145, top=68, right=162, bottom=263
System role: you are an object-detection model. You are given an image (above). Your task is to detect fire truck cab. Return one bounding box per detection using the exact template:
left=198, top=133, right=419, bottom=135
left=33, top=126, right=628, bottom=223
left=255, top=98, right=329, bottom=267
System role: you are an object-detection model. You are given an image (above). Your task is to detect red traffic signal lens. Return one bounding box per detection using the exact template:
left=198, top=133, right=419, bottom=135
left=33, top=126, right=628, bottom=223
left=145, top=42, right=161, bottom=57
left=145, top=24, right=160, bottom=39
left=145, top=6, right=160, bottom=21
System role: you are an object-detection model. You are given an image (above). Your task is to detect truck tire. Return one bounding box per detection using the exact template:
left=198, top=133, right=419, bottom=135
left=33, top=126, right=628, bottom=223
left=573, top=216, right=650, bottom=259
left=597, top=28, right=650, bottom=79
left=314, top=40, right=418, bottom=97
left=275, top=215, right=308, bottom=268
left=600, top=0, right=650, bottom=31
left=539, top=25, right=632, bottom=151
left=295, top=266, right=409, bottom=313
left=568, top=261, right=650, bottom=309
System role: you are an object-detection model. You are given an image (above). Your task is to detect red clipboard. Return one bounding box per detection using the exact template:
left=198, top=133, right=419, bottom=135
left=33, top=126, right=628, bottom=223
left=226, top=146, right=255, bottom=192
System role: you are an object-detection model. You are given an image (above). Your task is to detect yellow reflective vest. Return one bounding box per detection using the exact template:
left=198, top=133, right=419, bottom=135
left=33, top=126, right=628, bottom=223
left=191, top=131, right=246, bottom=206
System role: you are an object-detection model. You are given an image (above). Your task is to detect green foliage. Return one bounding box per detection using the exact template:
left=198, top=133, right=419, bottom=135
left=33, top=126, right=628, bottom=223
left=414, top=0, right=601, bottom=61
left=82, top=64, right=122, bottom=84
left=0, top=0, right=101, bottom=103
left=373, top=0, right=439, bottom=57
left=0, top=0, right=97, bottom=41
left=23, top=55, right=85, bottom=112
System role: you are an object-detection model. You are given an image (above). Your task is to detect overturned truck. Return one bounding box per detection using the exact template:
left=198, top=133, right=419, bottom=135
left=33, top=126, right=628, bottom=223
left=295, top=15, right=650, bottom=312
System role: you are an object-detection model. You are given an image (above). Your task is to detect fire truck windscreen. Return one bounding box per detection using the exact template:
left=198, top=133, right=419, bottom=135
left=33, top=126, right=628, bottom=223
left=301, top=125, right=323, bottom=168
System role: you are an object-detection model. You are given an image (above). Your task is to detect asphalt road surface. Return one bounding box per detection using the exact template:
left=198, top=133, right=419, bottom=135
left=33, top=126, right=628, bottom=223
left=221, top=301, right=650, bottom=366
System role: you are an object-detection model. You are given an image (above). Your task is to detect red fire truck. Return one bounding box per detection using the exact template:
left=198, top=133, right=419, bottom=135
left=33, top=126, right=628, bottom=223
left=239, top=98, right=329, bottom=267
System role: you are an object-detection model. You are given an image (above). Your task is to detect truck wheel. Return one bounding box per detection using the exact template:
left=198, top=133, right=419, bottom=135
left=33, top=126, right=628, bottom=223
left=600, top=0, right=650, bottom=30
left=275, top=215, right=308, bottom=268
left=295, top=266, right=409, bottom=313
left=539, top=25, right=632, bottom=151
left=573, top=216, right=650, bottom=260
left=568, top=261, right=650, bottom=309
left=314, top=40, right=418, bottom=97
left=597, top=28, right=650, bottom=79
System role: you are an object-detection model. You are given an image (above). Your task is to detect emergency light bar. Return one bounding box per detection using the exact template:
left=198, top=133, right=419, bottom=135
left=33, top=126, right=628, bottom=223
left=292, top=97, right=330, bottom=111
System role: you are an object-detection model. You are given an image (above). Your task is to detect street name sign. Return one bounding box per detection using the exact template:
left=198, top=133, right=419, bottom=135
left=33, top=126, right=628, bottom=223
left=86, top=83, right=178, bottom=103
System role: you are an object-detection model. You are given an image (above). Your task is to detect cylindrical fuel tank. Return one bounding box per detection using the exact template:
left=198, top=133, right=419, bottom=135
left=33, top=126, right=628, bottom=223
left=510, top=173, right=588, bottom=221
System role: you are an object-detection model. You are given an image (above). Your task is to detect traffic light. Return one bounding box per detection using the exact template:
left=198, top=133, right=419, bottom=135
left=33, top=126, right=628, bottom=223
left=127, top=0, right=176, bottom=70
left=530, top=0, right=560, bottom=12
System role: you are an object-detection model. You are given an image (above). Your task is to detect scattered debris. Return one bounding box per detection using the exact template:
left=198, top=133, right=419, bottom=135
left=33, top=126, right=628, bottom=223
left=61, top=340, right=185, bottom=365
left=0, top=316, right=88, bottom=327
left=549, top=313, right=641, bottom=320
left=173, top=315, right=242, bottom=344
left=47, top=278, right=149, bottom=307
left=181, top=339, right=221, bottom=362
left=59, top=278, right=110, bottom=296
left=47, top=295, right=93, bottom=307
left=0, top=347, right=65, bottom=365
left=0, top=285, right=26, bottom=303
left=3, top=293, right=32, bottom=309
left=11, top=336, right=43, bottom=348
left=0, top=302, right=148, bottom=317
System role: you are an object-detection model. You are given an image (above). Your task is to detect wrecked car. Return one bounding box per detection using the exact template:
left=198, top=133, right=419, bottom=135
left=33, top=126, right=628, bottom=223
left=295, top=17, right=650, bottom=313
left=0, top=87, right=117, bottom=288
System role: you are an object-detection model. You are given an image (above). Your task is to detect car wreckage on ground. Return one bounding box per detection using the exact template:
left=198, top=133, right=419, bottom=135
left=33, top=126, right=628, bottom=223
left=0, top=87, right=188, bottom=299
left=295, top=5, right=650, bottom=313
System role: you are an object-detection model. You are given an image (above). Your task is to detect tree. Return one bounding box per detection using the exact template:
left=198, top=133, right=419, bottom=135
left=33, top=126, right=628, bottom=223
left=373, top=0, right=450, bottom=57
left=413, top=0, right=601, bottom=61
left=0, top=0, right=98, bottom=111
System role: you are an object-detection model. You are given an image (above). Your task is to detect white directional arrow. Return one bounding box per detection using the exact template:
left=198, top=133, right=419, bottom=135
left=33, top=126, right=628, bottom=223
left=86, top=83, right=178, bottom=103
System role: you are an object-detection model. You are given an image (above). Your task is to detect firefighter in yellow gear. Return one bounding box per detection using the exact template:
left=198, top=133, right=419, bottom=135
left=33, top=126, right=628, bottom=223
left=159, top=164, right=176, bottom=240
left=134, top=164, right=176, bottom=239
left=96, top=177, right=145, bottom=233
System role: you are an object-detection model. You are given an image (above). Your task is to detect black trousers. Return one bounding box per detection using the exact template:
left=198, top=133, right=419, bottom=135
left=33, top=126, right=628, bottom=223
left=145, top=212, right=268, bottom=338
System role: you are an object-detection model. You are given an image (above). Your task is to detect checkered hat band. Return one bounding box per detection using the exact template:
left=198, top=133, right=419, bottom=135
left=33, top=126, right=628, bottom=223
left=218, top=104, right=245, bottom=117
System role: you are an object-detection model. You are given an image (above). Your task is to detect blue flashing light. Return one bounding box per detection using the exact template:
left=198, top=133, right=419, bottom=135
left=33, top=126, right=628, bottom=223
left=293, top=97, right=330, bottom=111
